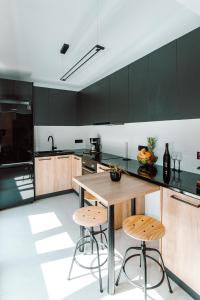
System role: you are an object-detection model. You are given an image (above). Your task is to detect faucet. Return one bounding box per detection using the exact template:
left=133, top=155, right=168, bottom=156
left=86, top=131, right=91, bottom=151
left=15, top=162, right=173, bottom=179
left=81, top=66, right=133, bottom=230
left=48, top=136, right=57, bottom=151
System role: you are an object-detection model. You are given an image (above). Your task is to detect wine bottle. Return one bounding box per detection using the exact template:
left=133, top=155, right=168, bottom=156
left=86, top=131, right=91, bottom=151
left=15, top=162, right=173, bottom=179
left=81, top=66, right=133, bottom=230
left=163, top=143, right=171, bottom=170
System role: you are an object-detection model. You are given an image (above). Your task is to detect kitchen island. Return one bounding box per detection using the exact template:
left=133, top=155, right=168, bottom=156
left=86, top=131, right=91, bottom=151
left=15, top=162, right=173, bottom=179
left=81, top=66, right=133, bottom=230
left=73, top=172, right=160, bottom=295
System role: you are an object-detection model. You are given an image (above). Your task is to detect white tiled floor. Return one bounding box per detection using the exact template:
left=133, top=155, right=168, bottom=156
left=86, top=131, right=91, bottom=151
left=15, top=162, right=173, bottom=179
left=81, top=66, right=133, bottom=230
left=0, top=193, right=192, bottom=300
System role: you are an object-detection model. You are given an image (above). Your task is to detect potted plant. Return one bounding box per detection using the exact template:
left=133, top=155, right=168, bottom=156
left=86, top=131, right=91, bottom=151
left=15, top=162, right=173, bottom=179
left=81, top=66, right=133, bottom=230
left=109, top=164, right=123, bottom=182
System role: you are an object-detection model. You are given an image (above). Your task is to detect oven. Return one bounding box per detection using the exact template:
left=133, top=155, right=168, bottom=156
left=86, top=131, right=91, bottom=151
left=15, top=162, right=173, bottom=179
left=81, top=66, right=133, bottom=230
left=82, top=155, right=97, bottom=175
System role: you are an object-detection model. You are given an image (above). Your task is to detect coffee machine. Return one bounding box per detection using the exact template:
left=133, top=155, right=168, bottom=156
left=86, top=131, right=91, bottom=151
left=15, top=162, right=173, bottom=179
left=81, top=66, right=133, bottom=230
left=90, top=137, right=101, bottom=153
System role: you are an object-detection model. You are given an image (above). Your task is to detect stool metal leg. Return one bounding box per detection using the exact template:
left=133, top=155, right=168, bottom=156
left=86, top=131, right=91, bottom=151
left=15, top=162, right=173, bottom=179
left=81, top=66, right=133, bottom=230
left=147, top=247, right=173, bottom=294
left=116, top=247, right=136, bottom=286
left=141, top=242, right=147, bottom=300
left=90, top=227, right=94, bottom=254
left=92, top=234, right=103, bottom=293
left=99, top=225, right=104, bottom=249
left=68, top=237, right=84, bottom=280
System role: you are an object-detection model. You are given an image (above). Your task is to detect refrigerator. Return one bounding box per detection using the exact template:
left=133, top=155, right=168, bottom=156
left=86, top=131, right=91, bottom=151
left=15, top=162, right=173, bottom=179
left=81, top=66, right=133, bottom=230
left=0, top=99, right=34, bottom=209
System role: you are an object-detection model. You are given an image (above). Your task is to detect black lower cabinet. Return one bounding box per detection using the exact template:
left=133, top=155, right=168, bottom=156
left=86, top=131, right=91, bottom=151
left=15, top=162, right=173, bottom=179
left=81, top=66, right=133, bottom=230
left=148, top=41, right=178, bottom=121
left=110, top=66, right=129, bottom=123
left=129, top=56, right=151, bottom=122
left=177, top=27, right=200, bottom=119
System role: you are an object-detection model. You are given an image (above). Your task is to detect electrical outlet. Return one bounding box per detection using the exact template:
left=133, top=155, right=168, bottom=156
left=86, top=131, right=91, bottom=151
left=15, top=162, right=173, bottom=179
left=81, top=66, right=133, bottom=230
left=75, top=139, right=83, bottom=143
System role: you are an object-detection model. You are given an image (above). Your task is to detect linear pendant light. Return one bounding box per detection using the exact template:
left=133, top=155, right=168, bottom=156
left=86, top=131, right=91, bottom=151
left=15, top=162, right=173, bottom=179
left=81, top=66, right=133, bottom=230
left=60, top=44, right=105, bottom=81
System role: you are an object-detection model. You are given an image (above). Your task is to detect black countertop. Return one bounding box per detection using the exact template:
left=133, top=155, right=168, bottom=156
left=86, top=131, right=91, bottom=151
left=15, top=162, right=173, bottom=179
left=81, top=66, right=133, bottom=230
left=34, top=149, right=200, bottom=199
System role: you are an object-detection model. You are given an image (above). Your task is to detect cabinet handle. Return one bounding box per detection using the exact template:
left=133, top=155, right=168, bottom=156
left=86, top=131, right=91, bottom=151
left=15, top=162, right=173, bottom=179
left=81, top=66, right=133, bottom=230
left=57, top=156, right=69, bottom=159
left=170, top=195, right=200, bottom=208
left=99, top=166, right=110, bottom=171
left=74, top=157, right=80, bottom=160
left=38, top=158, right=51, bottom=161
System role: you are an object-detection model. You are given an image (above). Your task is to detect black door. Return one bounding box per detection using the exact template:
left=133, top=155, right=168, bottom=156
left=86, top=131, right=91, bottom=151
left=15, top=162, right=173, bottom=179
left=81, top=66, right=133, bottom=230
left=110, top=66, right=129, bottom=123
left=49, top=88, right=77, bottom=125
left=148, top=41, right=178, bottom=121
left=129, top=56, right=150, bottom=122
left=33, top=87, right=50, bottom=125
left=177, top=27, right=200, bottom=119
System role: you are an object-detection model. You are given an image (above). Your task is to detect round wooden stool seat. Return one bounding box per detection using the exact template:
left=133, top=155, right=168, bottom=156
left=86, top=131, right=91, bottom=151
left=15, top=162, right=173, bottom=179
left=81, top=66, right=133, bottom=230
left=123, top=215, right=165, bottom=241
left=84, top=191, right=97, bottom=202
left=73, top=206, right=107, bottom=228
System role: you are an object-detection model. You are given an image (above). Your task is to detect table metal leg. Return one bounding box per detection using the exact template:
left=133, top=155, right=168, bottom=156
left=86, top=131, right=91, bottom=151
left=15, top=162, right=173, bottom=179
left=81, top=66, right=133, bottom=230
left=107, top=204, right=115, bottom=295
left=79, top=186, right=85, bottom=252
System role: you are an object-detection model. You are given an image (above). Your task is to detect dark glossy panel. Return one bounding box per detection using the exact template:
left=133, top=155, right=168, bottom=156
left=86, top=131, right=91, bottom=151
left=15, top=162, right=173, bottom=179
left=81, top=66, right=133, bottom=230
left=0, top=79, right=14, bottom=99
left=0, top=111, right=33, bottom=164
left=0, top=163, right=34, bottom=209
left=33, top=87, right=49, bottom=125
left=110, top=66, right=129, bottom=123
left=49, top=88, right=77, bottom=125
left=149, top=41, right=178, bottom=121
left=177, top=27, right=200, bottom=119
left=129, top=56, right=150, bottom=122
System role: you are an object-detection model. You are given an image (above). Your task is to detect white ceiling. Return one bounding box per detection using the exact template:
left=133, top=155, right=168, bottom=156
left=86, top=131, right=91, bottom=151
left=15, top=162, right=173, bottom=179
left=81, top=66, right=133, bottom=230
left=0, top=0, right=200, bottom=91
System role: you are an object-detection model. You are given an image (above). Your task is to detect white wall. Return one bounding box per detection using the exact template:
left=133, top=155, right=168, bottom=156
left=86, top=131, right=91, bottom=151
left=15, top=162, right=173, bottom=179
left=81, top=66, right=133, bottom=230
left=89, top=118, right=200, bottom=174
left=34, top=126, right=91, bottom=151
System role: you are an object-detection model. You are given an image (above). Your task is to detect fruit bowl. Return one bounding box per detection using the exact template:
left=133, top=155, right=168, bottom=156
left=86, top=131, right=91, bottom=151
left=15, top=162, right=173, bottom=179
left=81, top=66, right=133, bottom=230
left=137, top=148, right=158, bottom=166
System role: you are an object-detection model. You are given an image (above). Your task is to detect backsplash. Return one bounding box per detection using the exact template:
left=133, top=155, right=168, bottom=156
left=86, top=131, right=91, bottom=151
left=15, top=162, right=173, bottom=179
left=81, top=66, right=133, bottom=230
left=35, top=118, right=200, bottom=174
left=89, top=118, right=200, bottom=174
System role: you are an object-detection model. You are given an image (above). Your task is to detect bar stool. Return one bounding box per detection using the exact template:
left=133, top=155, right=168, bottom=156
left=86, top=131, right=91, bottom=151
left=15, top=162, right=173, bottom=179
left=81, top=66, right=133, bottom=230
left=116, top=215, right=173, bottom=300
left=68, top=206, right=108, bottom=293
left=84, top=191, right=105, bottom=247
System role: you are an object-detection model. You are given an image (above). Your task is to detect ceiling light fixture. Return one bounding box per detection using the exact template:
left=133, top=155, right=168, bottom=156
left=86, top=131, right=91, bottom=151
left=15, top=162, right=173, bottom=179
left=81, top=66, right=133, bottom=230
left=60, top=44, right=105, bottom=81
left=60, top=43, right=69, bottom=54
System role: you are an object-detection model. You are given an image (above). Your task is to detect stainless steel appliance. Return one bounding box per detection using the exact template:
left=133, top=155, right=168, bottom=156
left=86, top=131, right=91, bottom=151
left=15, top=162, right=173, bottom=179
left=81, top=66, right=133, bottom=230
left=82, top=154, right=97, bottom=175
left=0, top=99, right=34, bottom=209
left=90, top=137, right=101, bottom=153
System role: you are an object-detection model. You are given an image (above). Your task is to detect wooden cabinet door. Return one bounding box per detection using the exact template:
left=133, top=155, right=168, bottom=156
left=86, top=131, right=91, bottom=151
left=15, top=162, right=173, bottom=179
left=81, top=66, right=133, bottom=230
left=35, top=157, right=55, bottom=196
left=161, top=188, right=200, bottom=294
left=110, top=66, right=129, bottom=123
left=72, top=155, right=82, bottom=193
left=54, top=155, right=72, bottom=191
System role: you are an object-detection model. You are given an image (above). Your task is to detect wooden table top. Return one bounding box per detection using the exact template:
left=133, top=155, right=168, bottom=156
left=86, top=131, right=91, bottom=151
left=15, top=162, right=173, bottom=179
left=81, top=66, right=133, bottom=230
left=73, top=172, right=160, bottom=206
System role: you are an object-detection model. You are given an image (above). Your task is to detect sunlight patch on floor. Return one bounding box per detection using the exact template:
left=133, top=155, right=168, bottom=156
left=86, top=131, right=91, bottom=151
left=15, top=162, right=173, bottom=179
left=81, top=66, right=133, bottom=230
left=28, top=212, right=62, bottom=234
left=35, top=232, right=75, bottom=254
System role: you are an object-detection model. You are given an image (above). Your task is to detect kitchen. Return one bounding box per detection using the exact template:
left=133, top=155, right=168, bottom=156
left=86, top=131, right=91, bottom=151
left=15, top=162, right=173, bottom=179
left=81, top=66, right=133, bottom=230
left=0, top=1, right=200, bottom=300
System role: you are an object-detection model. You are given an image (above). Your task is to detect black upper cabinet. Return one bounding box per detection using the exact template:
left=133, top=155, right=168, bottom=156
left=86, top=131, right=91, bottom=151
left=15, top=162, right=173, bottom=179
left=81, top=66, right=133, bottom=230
left=0, top=78, right=32, bottom=101
left=13, top=80, right=33, bottom=101
left=148, top=41, right=177, bottom=121
left=177, top=27, right=200, bottom=119
left=129, top=56, right=150, bottom=122
left=77, top=88, right=93, bottom=126
left=49, top=89, right=77, bottom=126
left=110, top=66, right=129, bottom=123
left=33, top=87, right=50, bottom=126
left=91, top=78, right=110, bottom=124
